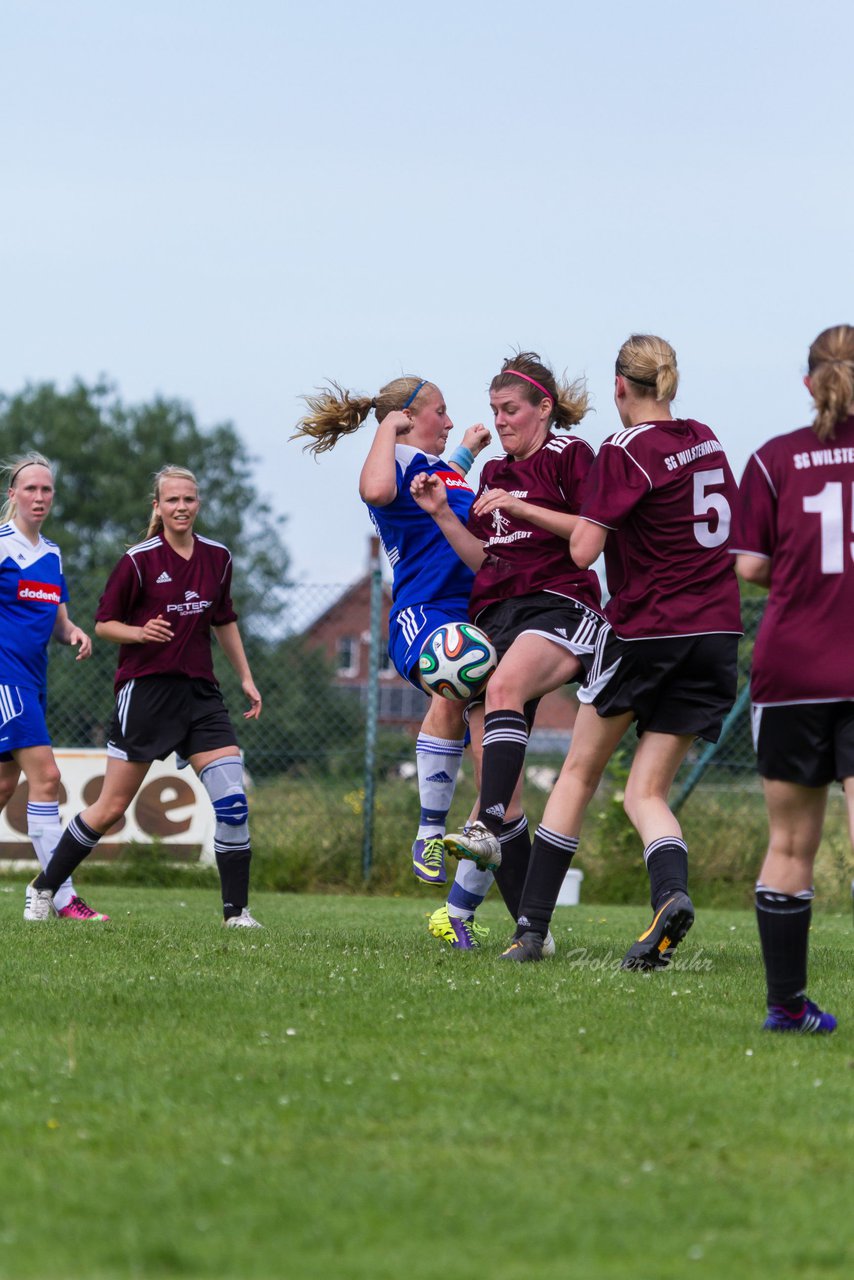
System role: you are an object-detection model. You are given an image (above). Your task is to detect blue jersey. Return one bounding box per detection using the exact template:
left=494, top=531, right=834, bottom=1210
left=366, top=445, right=476, bottom=615
left=0, top=522, right=69, bottom=692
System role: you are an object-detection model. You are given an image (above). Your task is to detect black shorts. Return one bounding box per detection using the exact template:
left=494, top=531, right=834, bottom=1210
left=107, top=675, right=238, bottom=763
left=579, top=629, right=739, bottom=742
left=470, top=592, right=604, bottom=711
left=475, top=592, right=603, bottom=663
left=753, top=701, right=854, bottom=787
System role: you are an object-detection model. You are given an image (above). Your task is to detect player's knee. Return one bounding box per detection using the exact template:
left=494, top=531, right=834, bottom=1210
left=200, top=757, right=250, bottom=842
left=428, top=696, right=466, bottom=737
left=562, top=754, right=601, bottom=804
left=0, top=775, right=17, bottom=809
left=212, top=792, right=249, bottom=827
left=483, top=666, right=517, bottom=708
left=40, top=763, right=62, bottom=795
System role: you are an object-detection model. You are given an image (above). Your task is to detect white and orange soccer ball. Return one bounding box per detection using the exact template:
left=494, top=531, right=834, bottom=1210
left=417, top=622, right=498, bottom=700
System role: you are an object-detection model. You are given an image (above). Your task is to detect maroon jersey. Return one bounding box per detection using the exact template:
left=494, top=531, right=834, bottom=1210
left=733, top=415, right=854, bottom=704
left=467, top=432, right=603, bottom=621
left=96, top=533, right=238, bottom=692
left=581, top=419, right=741, bottom=639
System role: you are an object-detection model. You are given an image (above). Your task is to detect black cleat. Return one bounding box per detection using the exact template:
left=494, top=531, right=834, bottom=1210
left=620, top=891, right=695, bottom=971
left=499, top=931, right=544, bottom=963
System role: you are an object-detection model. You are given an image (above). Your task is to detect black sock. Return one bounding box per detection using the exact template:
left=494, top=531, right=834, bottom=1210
left=645, top=838, right=689, bottom=909
left=477, top=709, right=529, bottom=835
left=217, top=845, right=252, bottom=918
left=33, top=814, right=102, bottom=891
left=493, top=814, right=531, bottom=922
left=755, top=885, right=812, bottom=1011
left=515, top=824, right=579, bottom=939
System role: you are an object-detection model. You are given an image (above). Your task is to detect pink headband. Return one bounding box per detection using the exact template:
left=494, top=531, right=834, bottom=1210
left=505, top=369, right=554, bottom=403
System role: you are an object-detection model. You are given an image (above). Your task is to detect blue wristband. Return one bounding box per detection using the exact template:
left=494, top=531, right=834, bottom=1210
left=449, top=445, right=474, bottom=474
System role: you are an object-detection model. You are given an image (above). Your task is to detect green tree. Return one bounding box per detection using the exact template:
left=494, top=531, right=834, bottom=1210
left=0, top=379, right=289, bottom=624
left=1, top=380, right=365, bottom=775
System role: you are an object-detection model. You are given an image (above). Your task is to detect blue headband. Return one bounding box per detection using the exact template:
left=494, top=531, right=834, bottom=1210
left=402, top=380, right=427, bottom=409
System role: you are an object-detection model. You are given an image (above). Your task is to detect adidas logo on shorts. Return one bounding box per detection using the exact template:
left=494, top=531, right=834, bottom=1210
left=156, top=571, right=172, bottom=583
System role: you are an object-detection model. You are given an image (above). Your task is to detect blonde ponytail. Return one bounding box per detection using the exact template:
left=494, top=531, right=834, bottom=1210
left=807, top=325, right=854, bottom=442
left=293, top=376, right=431, bottom=456
left=616, top=334, right=679, bottom=403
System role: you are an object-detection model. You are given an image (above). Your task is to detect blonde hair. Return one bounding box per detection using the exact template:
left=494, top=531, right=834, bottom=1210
left=293, top=376, right=433, bottom=456
left=490, top=351, right=588, bottom=431
left=807, top=325, right=854, bottom=442
left=616, top=334, right=679, bottom=403
left=1, top=451, right=54, bottom=523
left=146, top=465, right=199, bottom=538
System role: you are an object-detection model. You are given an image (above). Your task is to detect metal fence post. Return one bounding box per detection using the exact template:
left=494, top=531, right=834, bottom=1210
left=361, top=542, right=383, bottom=880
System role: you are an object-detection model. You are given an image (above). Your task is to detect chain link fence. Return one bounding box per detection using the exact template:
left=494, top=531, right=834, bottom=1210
left=39, top=589, right=854, bottom=906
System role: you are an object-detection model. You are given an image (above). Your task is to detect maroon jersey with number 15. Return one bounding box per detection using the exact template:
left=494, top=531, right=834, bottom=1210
left=733, top=415, right=854, bottom=705
left=96, top=533, right=239, bottom=693
left=580, top=419, right=742, bottom=639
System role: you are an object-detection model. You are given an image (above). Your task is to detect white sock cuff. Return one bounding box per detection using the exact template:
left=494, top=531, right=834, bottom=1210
left=535, top=824, right=579, bottom=854
left=416, top=734, right=465, bottom=756
left=500, top=813, right=528, bottom=842
left=643, top=837, right=688, bottom=864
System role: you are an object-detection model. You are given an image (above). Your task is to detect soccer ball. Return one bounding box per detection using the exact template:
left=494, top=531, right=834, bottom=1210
left=418, top=622, right=498, bottom=700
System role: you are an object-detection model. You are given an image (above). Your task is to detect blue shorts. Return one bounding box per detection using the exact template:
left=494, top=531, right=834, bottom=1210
left=389, top=601, right=472, bottom=689
left=0, top=683, right=50, bottom=760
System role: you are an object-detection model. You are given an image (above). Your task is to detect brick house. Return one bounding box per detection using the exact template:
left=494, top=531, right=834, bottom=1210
left=302, top=538, right=578, bottom=750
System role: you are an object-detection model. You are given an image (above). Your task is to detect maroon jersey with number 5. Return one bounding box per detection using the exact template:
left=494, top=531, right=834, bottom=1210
left=96, top=533, right=238, bottom=692
left=580, top=419, right=741, bottom=639
left=467, top=432, right=603, bottom=621
left=733, top=415, right=854, bottom=705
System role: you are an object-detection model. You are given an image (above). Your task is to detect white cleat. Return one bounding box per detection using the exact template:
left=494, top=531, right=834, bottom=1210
left=24, top=880, right=57, bottom=922
left=223, top=908, right=263, bottom=929
left=443, top=821, right=502, bottom=872
left=541, top=930, right=556, bottom=958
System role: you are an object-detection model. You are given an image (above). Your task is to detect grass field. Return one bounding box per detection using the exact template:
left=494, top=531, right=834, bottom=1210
left=1, top=887, right=851, bottom=1280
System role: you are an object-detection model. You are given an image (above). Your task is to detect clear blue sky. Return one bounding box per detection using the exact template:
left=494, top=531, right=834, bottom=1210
left=3, top=0, right=853, bottom=583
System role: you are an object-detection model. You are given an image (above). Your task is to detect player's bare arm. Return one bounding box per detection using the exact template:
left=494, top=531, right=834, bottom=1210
left=53, top=604, right=92, bottom=660
left=447, top=423, right=492, bottom=477
left=95, top=616, right=174, bottom=646
left=473, top=487, right=578, bottom=541
left=570, top=518, right=608, bottom=569
left=410, top=473, right=486, bottom=572
left=213, top=622, right=263, bottom=720
left=358, top=411, right=412, bottom=507
left=735, top=553, right=771, bottom=588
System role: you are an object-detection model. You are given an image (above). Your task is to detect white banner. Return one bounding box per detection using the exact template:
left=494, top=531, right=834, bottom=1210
left=0, top=749, right=214, bottom=862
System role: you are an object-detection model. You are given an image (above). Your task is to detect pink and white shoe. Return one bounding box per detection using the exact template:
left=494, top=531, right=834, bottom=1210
left=56, top=896, right=110, bottom=922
